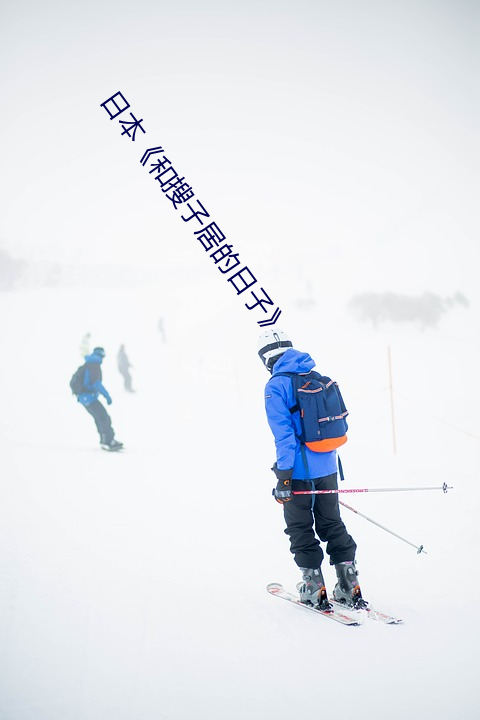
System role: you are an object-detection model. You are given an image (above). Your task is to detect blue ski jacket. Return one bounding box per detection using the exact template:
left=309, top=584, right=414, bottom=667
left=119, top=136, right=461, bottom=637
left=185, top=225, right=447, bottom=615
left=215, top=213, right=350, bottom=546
left=264, top=348, right=337, bottom=480
left=77, top=351, right=112, bottom=407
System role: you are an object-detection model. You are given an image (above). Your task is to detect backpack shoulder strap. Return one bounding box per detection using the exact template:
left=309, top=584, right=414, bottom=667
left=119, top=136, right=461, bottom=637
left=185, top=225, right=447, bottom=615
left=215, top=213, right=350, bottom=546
left=273, top=372, right=301, bottom=414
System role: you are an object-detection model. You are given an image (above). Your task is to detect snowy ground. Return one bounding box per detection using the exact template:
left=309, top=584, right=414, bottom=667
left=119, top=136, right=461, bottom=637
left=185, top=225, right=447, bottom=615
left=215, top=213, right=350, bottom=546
left=1, top=282, right=478, bottom=720
left=2, top=0, right=479, bottom=717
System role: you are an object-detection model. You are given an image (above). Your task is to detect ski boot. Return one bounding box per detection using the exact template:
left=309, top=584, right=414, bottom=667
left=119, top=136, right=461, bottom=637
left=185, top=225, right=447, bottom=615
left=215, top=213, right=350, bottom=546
left=297, top=568, right=332, bottom=611
left=333, top=561, right=368, bottom=609
left=101, top=439, right=124, bottom=452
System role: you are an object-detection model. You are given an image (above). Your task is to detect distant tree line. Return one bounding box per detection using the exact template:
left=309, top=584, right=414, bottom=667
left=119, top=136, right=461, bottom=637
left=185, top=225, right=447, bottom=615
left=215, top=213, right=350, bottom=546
left=348, top=291, right=469, bottom=329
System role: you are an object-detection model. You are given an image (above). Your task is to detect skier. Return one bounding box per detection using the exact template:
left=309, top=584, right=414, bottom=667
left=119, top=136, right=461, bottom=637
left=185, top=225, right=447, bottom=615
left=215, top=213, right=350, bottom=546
left=80, top=332, right=91, bottom=358
left=75, top=346, right=123, bottom=451
left=117, top=344, right=134, bottom=392
left=258, top=329, right=366, bottom=610
left=158, top=316, right=166, bottom=343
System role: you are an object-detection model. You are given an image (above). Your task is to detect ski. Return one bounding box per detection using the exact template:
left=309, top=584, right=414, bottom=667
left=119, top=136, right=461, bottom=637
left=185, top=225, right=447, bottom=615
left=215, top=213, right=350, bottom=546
left=267, top=583, right=361, bottom=626
left=328, top=598, right=403, bottom=625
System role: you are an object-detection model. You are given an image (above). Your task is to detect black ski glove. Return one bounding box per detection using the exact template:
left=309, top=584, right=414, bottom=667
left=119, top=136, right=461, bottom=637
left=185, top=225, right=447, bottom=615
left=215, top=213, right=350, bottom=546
left=271, top=464, right=293, bottom=504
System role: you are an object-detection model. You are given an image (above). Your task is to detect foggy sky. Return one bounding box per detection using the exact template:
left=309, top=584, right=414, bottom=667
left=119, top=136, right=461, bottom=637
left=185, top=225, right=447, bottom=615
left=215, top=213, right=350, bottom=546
left=0, top=0, right=479, bottom=297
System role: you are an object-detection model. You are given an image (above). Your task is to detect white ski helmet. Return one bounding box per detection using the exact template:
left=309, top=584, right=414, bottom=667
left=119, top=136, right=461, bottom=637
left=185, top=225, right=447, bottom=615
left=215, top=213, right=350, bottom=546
left=257, top=329, right=293, bottom=370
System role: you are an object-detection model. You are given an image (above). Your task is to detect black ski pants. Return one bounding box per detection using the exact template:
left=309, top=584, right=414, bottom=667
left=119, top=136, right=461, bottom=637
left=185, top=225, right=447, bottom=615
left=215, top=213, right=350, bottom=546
left=283, top=473, right=356, bottom=569
left=83, top=400, right=114, bottom=444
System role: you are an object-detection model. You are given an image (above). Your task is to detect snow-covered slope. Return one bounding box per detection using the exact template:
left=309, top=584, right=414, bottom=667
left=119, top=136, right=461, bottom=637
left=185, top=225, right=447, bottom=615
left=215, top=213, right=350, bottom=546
left=1, top=282, right=478, bottom=720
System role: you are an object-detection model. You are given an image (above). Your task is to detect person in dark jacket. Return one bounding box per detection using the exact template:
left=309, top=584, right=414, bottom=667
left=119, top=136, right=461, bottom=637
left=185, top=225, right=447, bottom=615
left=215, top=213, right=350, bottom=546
left=258, top=329, right=366, bottom=610
left=77, top=347, right=123, bottom=451
left=117, top=344, right=134, bottom=392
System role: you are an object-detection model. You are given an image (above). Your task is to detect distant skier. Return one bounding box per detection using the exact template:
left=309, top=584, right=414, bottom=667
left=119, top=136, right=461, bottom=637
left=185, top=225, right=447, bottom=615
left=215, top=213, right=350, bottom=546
left=117, top=344, right=134, bottom=392
left=71, top=346, right=123, bottom=451
left=80, top=332, right=91, bottom=358
left=258, top=329, right=366, bottom=610
left=158, top=316, right=166, bottom=343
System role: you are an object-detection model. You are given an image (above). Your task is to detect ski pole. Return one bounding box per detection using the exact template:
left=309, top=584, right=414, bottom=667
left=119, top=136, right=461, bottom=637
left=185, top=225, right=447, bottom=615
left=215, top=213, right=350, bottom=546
left=338, top=499, right=427, bottom=554
left=292, top=482, right=452, bottom=496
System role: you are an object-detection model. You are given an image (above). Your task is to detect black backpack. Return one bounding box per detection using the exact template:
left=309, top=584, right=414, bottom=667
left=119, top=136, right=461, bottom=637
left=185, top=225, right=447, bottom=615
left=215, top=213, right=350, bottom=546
left=70, top=364, right=87, bottom=395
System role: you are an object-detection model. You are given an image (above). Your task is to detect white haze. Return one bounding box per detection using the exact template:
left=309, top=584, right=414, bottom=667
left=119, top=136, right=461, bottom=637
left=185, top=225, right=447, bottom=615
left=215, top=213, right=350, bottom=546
left=0, top=1, right=479, bottom=719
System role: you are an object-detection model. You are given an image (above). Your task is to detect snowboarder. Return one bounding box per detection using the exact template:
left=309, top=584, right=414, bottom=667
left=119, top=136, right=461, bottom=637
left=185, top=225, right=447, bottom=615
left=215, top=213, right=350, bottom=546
left=74, top=346, right=123, bottom=451
left=117, top=344, right=134, bottom=392
left=258, top=329, right=366, bottom=610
